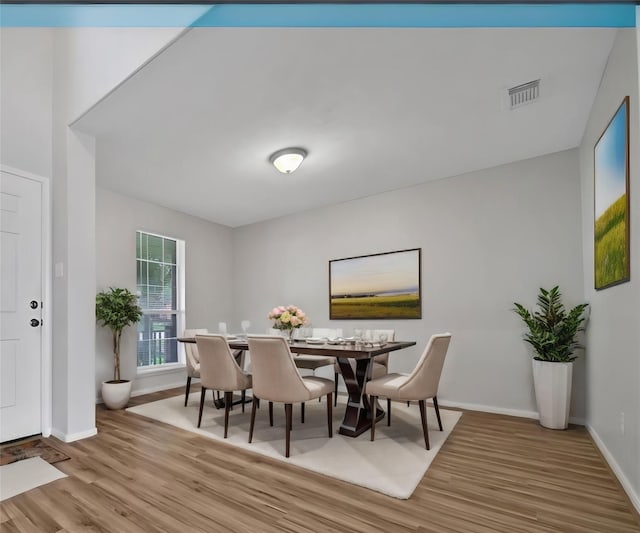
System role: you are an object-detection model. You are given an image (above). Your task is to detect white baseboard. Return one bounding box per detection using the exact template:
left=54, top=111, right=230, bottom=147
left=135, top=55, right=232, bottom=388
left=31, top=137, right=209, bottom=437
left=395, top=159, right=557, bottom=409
left=587, top=424, right=640, bottom=515
left=94, top=385, right=589, bottom=428
left=95, top=379, right=188, bottom=404
left=436, top=399, right=584, bottom=426
left=437, top=399, right=538, bottom=420
left=50, top=427, right=97, bottom=443
left=131, top=380, right=187, bottom=398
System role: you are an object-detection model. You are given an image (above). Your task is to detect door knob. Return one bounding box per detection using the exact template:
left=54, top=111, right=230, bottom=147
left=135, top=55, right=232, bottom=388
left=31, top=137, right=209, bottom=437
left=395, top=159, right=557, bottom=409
left=30, top=300, right=39, bottom=309
left=30, top=319, right=40, bottom=327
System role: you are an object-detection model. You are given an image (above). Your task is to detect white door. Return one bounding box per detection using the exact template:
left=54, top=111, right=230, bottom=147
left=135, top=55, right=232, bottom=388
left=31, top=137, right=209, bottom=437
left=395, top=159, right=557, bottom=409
left=0, top=170, right=43, bottom=442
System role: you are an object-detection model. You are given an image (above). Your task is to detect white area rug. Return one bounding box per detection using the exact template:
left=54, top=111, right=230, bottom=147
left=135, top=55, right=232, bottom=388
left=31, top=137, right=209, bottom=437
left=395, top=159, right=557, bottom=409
left=127, top=393, right=461, bottom=499
left=0, top=456, right=67, bottom=501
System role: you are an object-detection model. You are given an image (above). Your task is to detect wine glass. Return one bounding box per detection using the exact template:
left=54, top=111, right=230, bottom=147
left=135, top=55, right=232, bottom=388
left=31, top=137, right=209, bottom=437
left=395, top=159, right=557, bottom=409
left=241, top=320, right=251, bottom=337
left=218, top=322, right=227, bottom=335
left=378, top=333, right=388, bottom=345
left=354, top=328, right=363, bottom=346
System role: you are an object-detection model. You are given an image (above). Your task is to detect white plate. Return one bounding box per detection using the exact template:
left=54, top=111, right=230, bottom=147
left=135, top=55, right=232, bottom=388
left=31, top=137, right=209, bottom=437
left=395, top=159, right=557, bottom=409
left=305, top=338, right=325, bottom=344
left=226, top=335, right=239, bottom=340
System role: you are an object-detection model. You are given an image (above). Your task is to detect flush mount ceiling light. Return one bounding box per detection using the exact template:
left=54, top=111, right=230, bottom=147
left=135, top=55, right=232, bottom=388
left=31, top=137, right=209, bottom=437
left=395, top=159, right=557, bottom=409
left=269, top=147, right=307, bottom=174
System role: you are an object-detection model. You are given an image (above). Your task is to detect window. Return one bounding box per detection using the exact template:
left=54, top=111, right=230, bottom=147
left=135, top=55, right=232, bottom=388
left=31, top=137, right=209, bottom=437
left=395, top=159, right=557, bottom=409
left=136, top=231, right=185, bottom=370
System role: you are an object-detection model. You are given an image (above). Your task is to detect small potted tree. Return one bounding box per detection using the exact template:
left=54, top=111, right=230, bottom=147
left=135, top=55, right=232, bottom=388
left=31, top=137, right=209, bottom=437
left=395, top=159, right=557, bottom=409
left=96, top=287, right=143, bottom=409
left=513, top=286, right=588, bottom=429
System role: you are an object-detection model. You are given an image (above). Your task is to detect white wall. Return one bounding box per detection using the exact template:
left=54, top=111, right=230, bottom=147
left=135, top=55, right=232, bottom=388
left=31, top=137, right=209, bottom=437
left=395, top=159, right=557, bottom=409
left=52, top=26, right=207, bottom=440
left=0, top=26, right=204, bottom=441
left=0, top=28, right=53, bottom=178
left=233, top=149, right=585, bottom=418
left=579, top=28, right=640, bottom=509
left=1, top=28, right=57, bottom=434
left=62, top=27, right=196, bottom=123
left=96, top=188, right=234, bottom=396
left=60, top=128, right=97, bottom=437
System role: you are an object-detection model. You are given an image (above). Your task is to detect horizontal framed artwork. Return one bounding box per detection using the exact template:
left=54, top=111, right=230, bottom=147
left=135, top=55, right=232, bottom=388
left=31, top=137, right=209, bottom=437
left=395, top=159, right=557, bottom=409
left=594, top=96, right=630, bottom=290
left=329, top=248, right=421, bottom=320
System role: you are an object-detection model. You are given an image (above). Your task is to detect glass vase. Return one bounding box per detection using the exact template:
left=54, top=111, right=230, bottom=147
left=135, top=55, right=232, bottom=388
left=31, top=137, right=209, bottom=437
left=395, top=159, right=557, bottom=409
left=286, top=328, right=295, bottom=344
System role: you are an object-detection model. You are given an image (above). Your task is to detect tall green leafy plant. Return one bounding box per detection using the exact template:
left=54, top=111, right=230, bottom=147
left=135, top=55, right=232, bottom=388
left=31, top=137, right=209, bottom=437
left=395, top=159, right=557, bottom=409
left=96, top=287, right=143, bottom=381
left=513, top=286, right=588, bottom=362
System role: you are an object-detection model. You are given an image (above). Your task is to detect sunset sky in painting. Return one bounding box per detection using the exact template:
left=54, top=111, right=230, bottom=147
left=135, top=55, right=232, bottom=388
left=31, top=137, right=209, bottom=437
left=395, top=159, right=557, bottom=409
left=330, top=250, right=419, bottom=296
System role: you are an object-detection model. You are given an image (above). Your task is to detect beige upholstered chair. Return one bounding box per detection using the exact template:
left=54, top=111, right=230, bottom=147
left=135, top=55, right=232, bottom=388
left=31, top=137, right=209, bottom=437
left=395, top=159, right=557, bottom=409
left=291, top=327, right=341, bottom=384
left=365, top=333, right=451, bottom=450
left=195, top=334, right=252, bottom=438
left=267, top=328, right=338, bottom=389
left=183, top=328, right=208, bottom=406
left=312, top=327, right=343, bottom=339
left=247, top=335, right=333, bottom=457
left=333, top=329, right=395, bottom=406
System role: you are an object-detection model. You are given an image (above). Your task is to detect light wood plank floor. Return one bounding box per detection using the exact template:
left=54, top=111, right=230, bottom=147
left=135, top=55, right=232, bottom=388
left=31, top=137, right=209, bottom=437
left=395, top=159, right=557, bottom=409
left=1, top=386, right=639, bottom=533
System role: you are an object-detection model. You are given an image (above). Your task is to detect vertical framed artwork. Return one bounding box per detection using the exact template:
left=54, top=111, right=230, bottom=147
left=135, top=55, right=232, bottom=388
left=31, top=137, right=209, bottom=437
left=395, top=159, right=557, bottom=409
left=329, top=248, right=421, bottom=319
left=594, top=96, right=630, bottom=290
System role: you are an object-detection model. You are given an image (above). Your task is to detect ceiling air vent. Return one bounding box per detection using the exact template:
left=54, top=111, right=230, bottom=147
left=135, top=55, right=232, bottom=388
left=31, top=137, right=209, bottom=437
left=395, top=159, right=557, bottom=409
left=508, top=79, right=540, bottom=109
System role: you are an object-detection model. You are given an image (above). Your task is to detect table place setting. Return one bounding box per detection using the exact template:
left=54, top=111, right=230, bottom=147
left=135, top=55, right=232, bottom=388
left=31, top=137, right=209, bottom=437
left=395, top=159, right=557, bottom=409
left=337, top=331, right=391, bottom=348
left=302, top=336, right=390, bottom=347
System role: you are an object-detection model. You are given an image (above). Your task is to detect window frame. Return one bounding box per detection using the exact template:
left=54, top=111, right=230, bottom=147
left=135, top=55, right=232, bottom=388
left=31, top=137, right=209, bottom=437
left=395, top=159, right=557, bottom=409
left=135, top=230, right=186, bottom=374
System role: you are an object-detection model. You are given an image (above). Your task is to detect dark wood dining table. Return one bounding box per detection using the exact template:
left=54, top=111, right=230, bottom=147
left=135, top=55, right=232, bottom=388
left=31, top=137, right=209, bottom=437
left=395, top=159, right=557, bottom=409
left=178, top=336, right=416, bottom=437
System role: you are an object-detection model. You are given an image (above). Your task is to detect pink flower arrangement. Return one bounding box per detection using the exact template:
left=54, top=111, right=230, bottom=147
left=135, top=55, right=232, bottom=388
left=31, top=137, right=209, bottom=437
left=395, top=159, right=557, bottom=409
left=268, top=305, right=310, bottom=331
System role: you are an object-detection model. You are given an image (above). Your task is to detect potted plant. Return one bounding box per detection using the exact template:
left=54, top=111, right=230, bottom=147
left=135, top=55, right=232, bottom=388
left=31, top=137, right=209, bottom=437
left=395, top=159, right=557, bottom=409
left=96, top=287, right=143, bottom=409
left=513, top=286, right=588, bottom=429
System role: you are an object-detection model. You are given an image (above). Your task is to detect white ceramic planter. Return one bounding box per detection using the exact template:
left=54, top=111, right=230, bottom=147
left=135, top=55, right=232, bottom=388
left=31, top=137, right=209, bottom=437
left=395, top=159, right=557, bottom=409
left=532, top=360, right=573, bottom=430
left=101, top=380, right=132, bottom=410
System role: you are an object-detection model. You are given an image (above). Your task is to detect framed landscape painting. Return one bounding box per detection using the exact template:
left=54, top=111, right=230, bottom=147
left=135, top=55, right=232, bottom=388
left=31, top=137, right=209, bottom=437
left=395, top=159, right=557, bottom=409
left=329, top=248, right=421, bottom=319
left=594, top=96, right=630, bottom=290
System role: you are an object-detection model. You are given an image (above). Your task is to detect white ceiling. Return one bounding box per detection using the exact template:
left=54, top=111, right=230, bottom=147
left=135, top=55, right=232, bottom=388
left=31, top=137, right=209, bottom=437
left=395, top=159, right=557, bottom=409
left=74, top=27, right=617, bottom=227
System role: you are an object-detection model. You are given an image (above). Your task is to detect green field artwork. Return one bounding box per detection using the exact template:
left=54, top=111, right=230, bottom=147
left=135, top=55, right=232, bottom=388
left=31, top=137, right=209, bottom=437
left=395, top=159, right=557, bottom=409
left=329, top=249, right=421, bottom=319
left=595, top=195, right=627, bottom=288
left=330, top=293, right=420, bottom=319
left=594, top=97, right=629, bottom=290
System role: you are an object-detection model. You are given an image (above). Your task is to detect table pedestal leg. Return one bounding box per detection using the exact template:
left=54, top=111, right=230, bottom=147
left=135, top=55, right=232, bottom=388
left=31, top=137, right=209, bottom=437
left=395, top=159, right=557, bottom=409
left=337, top=357, right=384, bottom=437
